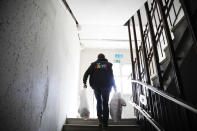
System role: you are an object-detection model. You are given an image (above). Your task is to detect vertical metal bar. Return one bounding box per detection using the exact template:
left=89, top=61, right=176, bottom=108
left=128, top=20, right=138, bottom=106
left=160, top=97, right=171, bottom=131
left=137, top=10, right=151, bottom=85
left=155, top=1, right=171, bottom=129
left=151, top=93, right=159, bottom=122
left=145, top=2, right=167, bottom=128
left=131, top=17, right=145, bottom=125
left=168, top=12, right=173, bottom=27
left=145, top=2, right=163, bottom=90
left=131, top=16, right=142, bottom=81
left=139, top=51, right=144, bottom=80
left=137, top=10, right=155, bottom=120
left=155, top=0, right=185, bottom=98
left=128, top=20, right=136, bottom=80
left=151, top=58, right=155, bottom=74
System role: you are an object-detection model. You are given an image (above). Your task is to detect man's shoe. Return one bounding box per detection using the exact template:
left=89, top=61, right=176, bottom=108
left=103, top=122, right=108, bottom=130
left=98, top=120, right=103, bottom=128
left=103, top=126, right=108, bottom=131
left=98, top=122, right=102, bottom=128
left=98, top=116, right=103, bottom=127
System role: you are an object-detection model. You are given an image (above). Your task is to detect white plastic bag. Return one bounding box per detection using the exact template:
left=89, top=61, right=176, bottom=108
left=110, top=93, right=126, bottom=122
left=78, top=89, right=90, bottom=119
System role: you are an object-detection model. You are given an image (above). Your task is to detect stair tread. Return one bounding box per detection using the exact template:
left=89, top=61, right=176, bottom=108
left=63, top=124, right=142, bottom=131
left=64, top=124, right=141, bottom=127
left=67, top=118, right=135, bottom=121
left=63, top=118, right=142, bottom=131
left=66, top=118, right=137, bottom=125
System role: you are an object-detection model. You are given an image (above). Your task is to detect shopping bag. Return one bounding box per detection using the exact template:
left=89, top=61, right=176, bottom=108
left=78, top=89, right=90, bottom=119
left=110, top=93, right=126, bottom=122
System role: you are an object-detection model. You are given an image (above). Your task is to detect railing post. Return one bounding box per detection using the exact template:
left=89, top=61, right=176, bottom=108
left=144, top=2, right=163, bottom=90
left=131, top=16, right=146, bottom=125
left=144, top=2, right=168, bottom=127
left=137, top=10, right=155, bottom=118
left=137, top=10, right=151, bottom=84
left=155, top=0, right=185, bottom=98
left=131, top=16, right=142, bottom=82
left=127, top=21, right=136, bottom=80
left=128, top=20, right=138, bottom=106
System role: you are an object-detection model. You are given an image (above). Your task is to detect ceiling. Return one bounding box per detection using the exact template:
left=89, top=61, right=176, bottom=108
left=67, top=0, right=146, bottom=25
left=66, top=0, right=146, bottom=49
left=79, top=25, right=130, bottom=49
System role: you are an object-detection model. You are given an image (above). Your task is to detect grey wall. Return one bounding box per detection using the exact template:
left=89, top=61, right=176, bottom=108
left=0, top=0, right=80, bottom=131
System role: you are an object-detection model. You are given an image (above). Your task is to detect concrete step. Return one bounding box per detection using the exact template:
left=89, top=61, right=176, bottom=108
left=66, top=118, right=137, bottom=125
left=63, top=124, right=142, bottom=131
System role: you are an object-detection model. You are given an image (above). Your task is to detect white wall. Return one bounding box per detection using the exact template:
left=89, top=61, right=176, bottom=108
left=79, top=48, right=135, bottom=118
left=0, top=0, right=80, bottom=131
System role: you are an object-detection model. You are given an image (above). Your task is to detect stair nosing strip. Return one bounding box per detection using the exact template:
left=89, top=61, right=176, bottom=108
left=64, top=124, right=141, bottom=127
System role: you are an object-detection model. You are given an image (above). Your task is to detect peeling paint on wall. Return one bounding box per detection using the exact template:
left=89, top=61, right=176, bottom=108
left=39, top=66, right=49, bottom=129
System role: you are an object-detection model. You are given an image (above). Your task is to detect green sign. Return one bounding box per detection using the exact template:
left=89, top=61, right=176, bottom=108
left=114, top=59, right=120, bottom=63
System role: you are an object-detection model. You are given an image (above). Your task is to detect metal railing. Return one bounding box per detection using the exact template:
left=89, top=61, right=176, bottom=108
left=126, top=0, right=197, bottom=130
left=131, top=80, right=197, bottom=114
left=130, top=101, right=165, bottom=131
left=130, top=80, right=197, bottom=131
left=130, top=78, right=197, bottom=131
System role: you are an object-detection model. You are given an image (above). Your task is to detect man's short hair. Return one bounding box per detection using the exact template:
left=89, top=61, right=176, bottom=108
left=98, top=53, right=105, bottom=59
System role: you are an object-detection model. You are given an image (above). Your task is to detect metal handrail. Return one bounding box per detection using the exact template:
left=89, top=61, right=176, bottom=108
left=130, top=101, right=165, bottom=131
left=131, top=79, right=197, bottom=114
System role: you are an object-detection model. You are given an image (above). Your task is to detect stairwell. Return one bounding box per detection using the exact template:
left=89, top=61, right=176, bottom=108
left=62, top=0, right=197, bottom=130
left=62, top=118, right=143, bottom=131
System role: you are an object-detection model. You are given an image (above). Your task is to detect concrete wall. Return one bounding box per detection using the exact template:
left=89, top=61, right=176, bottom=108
left=0, top=0, right=80, bottom=131
left=79, top=48, right=135, bottom=118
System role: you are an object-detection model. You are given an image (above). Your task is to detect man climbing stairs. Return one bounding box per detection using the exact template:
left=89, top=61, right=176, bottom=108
left=62, top=118, right=142, bottom=131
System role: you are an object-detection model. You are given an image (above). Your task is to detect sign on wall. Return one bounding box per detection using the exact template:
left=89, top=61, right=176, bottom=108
left=114, top=53, right=123, bottom=63
left=115, top=53, right=123, bottom=59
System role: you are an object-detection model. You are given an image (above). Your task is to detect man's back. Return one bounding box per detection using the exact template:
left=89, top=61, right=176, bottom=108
left=83, top=58, right=115, bottom=89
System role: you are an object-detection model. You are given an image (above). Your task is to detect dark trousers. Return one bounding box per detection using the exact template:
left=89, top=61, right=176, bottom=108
left=94, top=87, right=111, bottom=125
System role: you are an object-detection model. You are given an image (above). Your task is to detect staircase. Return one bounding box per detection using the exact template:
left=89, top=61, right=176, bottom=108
left=62, top=118, right=143, bottom=131
left=62, top=0, right=197, bottom=130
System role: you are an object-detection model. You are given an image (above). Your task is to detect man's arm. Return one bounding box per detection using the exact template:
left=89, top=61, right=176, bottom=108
left=83, top=64, right=93, bottom=88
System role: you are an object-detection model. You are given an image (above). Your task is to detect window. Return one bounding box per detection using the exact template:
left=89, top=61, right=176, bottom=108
left=112, top=63, right=132, bottom=94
